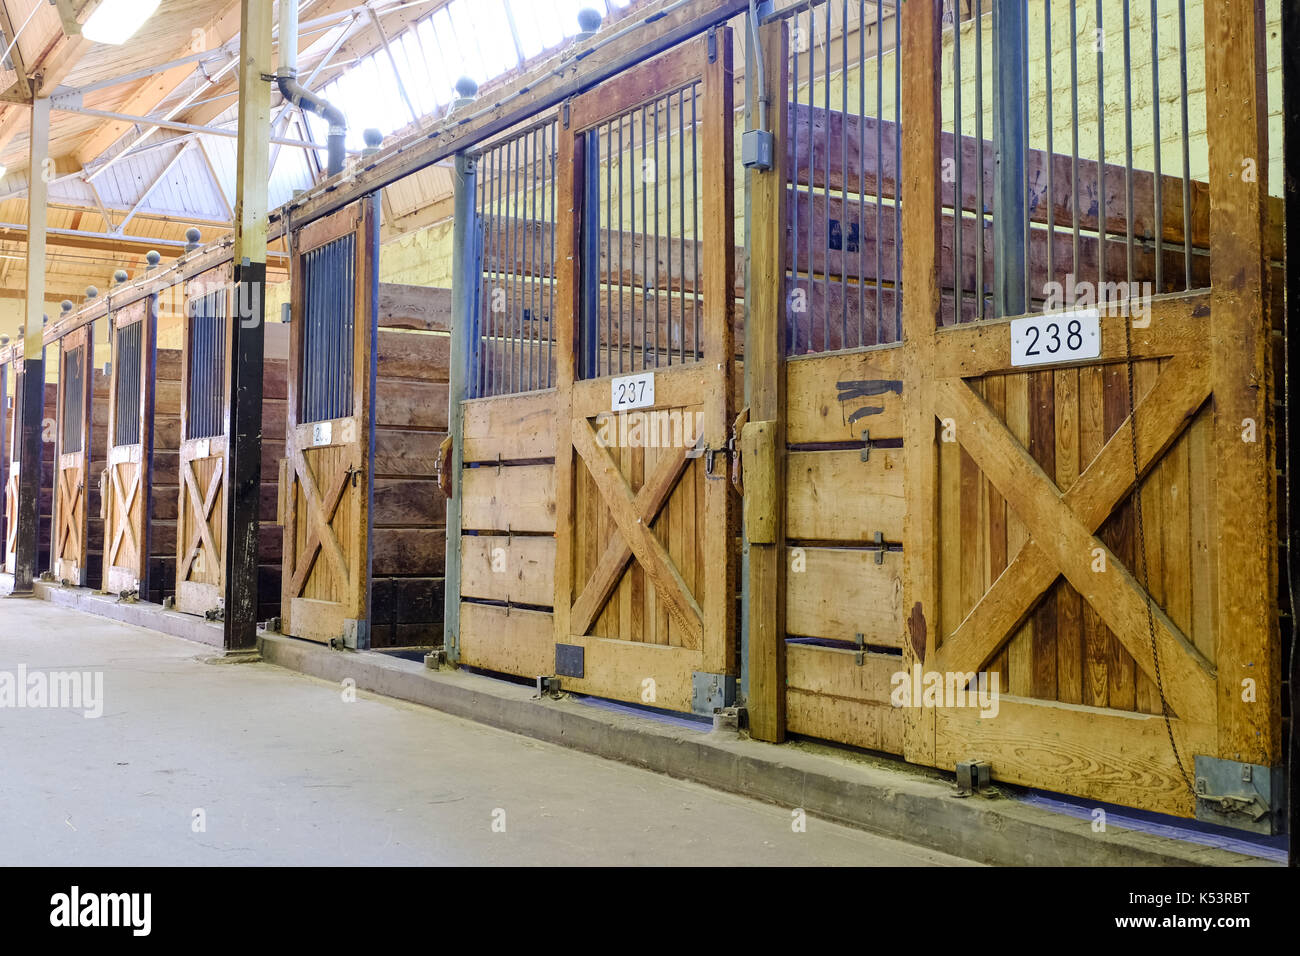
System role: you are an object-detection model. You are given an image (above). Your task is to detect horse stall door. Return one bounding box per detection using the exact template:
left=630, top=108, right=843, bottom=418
left=176, top=269, right=230, bottom=616
left=280, top=200, right=377, bottom=645
left=52, top=329, right=94, bottom=586
left=4, top=363, right=22, bottom=570
left=101, top=299, right=155, bottom=595
left=551, top=34, right=738, bottom=712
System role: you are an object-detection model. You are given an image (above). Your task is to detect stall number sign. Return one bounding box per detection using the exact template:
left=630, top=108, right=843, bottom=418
left=1010, top=309, right=1101, bottom=367
left=611, top=372, right=655, bottom=411
left=312, top=422, right=333, bottom=446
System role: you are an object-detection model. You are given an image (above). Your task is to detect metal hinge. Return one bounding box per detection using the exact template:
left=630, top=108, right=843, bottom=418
left=561, top=100, right=571, bottom=129
left=707, top=26, right=718, bottom=62
left=872, top=530, right=885, bottom=564
left=853, top=632, right=866, bottom=666
left=860, top=428, right=876, bottom=461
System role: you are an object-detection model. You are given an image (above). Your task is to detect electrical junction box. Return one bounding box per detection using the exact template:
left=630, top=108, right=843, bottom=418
left=741, top=129, right=774, bottom=171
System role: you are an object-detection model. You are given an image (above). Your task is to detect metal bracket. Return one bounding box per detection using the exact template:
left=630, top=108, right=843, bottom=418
left=873, top=530, right=885, bottom=564
left=561, top=100, right=571, bottom=129
left=691, top=671, right=736, bottom=716
left=860, top=428, right=875, bottom=461
left=535, top=675, right=562, bottom=697
left=555, top=643, right=585, bottom=679
left=1193, top=756, right=1284, bottom=834
left=340, top=618, right=369, bottom=651
left=853, top=632, right=866, bottom=666
left=707, top=26, right=718, bottom=62
left=955, top=759, right=992, bottom=795
left=49, top=89, right=82, bottom=112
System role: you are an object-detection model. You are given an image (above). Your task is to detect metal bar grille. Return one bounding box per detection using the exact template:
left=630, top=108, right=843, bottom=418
left=936, top=0, right=1205, bottom=326
left=470, top=117, right=559, bottom=397
left=113, top=319, right=143, bottom=447
left=783, top=1, right=903, bottom=355
left=187, top=291, right=227, bottom=440
left=586, top=81, right=704, bottom=378
left=301, top=233, right=356, bottom=423
left=61, top=346, right=84, bottom=454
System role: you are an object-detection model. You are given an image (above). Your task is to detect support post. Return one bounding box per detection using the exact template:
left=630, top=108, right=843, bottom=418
left=14, top=97, right=51, bottom=594
left=1203, top=0, right=1280, bottom=768
left=900, top=0, right=942, bottom=766
left=223, top=0, right=272, bottom=651
left=743, top=18, right=789, bottom=743
left=991, top=0, right=1027, bottom=317
left=1282, top=0, right=1300, bottom=858
left=444, top=151, right=477, bottom=663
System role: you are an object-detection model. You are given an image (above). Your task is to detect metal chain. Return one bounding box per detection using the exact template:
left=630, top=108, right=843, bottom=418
left=1123, top=311, right=1196, bottom=796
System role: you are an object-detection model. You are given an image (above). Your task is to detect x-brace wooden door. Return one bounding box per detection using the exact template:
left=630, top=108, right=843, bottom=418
left=175, top=265, right=232, bottom=616
left=552, top=30, right=737, bottom=713
left=102, top=296, right=157, bottom=595
left=53, top=327, right=93, bottom=585
left=280, top=199, right=378, bottom=645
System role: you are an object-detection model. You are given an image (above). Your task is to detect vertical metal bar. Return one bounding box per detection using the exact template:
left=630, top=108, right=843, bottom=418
left=512, top=133, right=523, bottom=393
left=605, top=121, right=613, bottom=377
left=526, top=127, right=536, bottom=390
left=1122, top=0, right=1135, bottom=288
left=691, top=85, right=700, bottom=360
left=1022, top=0, right=1031, bottom=301
left=583, top=131, right=602, bottom=380
left=1071, top=0, right=1081, bottom=284
left=992, top=0, right=1028, bottom=318
left=1096, top=0, right=1107, bottom=299
left=857, top=0, right=865, bottom=346
left=644, top=105, right=655, bottom=369
left=1177, top=0, right=1192, bottom=289
left=1150, top=0, right=1163, bottom=292
left=653, top=96, right=661, bottom=368
left=488, top=144, right=499, bottom=396
left=821, top=0, right=830, bottom=352
left=873, top=0, right=882, bottom=339
left=840, top=0, right=849, bottom=347
left=975, top=0, right=985, bottom=319
left=665, top=101, right=674, bottom=367
left=678, top=86, right=687, bottom=366
left=954, top=0, right=964, bottom=324
left=550, top=121, right=557, bottom=387
left=893, top=0, right=901, bottom=339
left=619, top=113, right=626, bottom=374
left=1045, top=0, right=1055, bottom=296
left=791, top=22, right=800, bottom=354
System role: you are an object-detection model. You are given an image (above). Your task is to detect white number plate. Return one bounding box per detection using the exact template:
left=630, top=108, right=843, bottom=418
left=312, top=422, right=333, bottom=446
left=1010, top=309, right=1101, bottom=368
left=611, top=372, right=655, bottom=412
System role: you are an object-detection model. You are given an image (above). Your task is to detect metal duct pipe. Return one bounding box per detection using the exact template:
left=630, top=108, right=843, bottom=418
left=278, top=0, right=347, bottom=176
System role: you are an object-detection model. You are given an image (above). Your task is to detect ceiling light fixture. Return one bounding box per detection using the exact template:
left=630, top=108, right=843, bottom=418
left=82, top=0, right=162, bottom=46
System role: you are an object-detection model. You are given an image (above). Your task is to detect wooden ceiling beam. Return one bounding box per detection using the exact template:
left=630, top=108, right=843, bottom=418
left=72, top=0, right=245, bottom=166
left=0, top=1, right=32, bottom=100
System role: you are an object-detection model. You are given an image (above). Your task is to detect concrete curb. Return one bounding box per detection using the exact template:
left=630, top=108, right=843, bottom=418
left=28, top=580, right=225, bottom=648
left=258, top=631, right=1273, bottom=868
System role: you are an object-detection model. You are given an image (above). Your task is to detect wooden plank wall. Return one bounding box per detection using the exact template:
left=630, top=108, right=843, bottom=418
left=456, top=390, right=557, bottom=674
left=781, top=348, right=906, bottom=754
left=369, top=286, right=452, bottom=647
left=258, top=355, right=288, bottom=621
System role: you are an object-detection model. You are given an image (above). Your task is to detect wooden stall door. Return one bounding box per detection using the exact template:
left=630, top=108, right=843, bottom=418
left=176, top=267, right=231, bottom=616
left=552, top=33, right=737, bottom=713
left=53, top=328, right=93, bottom=585
left=102, top=298, right=155, bottom=594
left=280, top=201, right=376, bottom=644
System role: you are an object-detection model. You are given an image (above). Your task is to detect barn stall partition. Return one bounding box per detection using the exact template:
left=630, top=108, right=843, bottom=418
left=277, top=199, right=450, bottom=648
left=99, top=291, right=184, bottom=601
left=49, top=324, right=110, bottom=588
left=448, top=29, right=740, bottom=713
left=176, top=261, right=288, bottom=621
left=734, top=0, right=1285, bottom=826
left=1, top=341, right=57, bottom=575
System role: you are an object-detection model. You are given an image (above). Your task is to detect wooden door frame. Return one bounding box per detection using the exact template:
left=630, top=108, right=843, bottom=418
left=102, top=295, right=157, bottom=595
left=551, top=29, right=737, bottom=712
left=52, top=326, right=93, bottom=586
left=175, top=263, right=234, bottom=615
left=280, top=197, right=379, bottom=646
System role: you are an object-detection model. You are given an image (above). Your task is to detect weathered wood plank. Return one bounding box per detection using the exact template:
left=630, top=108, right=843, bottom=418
left=461, top=463, right=556, bottom=533
left=786, top=448, right=904, bottom=543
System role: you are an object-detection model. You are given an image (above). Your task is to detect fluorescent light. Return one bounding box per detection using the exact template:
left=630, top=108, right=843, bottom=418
left=0, top=164, right=6, bottom=180
left=82, top=0, right=162, bottom=46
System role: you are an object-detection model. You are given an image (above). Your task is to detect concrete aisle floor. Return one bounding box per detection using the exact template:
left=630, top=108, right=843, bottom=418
left=0, top=598, right=974, bottom=866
